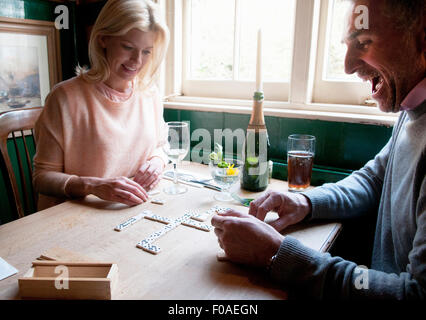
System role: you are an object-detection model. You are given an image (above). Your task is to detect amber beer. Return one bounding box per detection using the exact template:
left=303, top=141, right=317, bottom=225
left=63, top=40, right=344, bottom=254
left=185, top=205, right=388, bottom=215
left=287, top=135, right=316, bottom=192
left=287, top=151, right=314, bottom=190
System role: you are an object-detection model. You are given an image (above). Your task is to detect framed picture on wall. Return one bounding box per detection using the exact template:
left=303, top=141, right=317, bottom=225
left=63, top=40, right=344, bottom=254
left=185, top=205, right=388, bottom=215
left=0, top=17, right=61, bottom=114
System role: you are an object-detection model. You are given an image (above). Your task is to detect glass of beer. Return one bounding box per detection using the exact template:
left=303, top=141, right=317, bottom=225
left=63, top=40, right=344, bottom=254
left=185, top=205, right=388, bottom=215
left=287, top=134, right=315, bottom=192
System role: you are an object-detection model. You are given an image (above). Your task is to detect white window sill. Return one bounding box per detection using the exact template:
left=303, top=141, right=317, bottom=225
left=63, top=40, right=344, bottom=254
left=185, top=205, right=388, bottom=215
left=164, top=96, right=398, bottom=127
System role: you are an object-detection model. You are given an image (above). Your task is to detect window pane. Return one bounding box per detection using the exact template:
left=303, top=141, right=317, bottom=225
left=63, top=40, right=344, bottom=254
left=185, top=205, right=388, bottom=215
left=189, top=0, right=235, bottom=80
left=239, top=0, right=295, bottom=82
left=324, top=0, right=360, bottom=81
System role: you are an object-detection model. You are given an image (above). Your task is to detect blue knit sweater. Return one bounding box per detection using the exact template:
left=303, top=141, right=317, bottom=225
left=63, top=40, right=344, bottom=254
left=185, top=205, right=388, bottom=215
left=270, top=102, right=426, bottom=299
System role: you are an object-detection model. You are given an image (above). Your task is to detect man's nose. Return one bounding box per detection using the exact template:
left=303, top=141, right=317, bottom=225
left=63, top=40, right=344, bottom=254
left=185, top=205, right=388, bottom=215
left=344, top=45, right=362, bottom=74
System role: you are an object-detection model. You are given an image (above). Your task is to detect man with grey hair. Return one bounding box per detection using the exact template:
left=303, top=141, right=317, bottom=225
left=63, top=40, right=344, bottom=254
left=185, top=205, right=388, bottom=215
left=212, top=0, right=425, bottom=299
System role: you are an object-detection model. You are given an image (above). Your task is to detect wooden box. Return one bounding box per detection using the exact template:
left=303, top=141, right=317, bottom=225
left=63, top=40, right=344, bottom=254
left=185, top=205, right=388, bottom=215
left=18, top=261, right=118, bottom=300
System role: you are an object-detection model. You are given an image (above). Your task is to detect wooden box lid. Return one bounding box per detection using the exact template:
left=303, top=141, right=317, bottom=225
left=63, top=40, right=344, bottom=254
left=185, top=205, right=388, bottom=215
left=18, top=261, right=118, bottom=300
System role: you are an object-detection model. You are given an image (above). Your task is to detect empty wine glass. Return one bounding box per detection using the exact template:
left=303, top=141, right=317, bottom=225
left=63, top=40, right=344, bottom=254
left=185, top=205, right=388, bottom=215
left=163, top=122, right=190, bottom=195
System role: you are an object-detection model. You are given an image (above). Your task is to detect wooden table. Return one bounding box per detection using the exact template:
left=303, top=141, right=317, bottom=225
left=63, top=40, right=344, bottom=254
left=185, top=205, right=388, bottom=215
left=0, top=162, right=341, bottom=300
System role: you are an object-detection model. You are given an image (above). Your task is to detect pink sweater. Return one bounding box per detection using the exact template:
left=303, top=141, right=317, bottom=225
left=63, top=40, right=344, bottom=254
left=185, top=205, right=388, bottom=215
left=33, top=76, right=168, bottom=210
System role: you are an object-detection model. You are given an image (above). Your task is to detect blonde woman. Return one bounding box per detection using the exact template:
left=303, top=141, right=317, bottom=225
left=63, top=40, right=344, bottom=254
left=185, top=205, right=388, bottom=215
left=33, top=0, right=170, bottom=210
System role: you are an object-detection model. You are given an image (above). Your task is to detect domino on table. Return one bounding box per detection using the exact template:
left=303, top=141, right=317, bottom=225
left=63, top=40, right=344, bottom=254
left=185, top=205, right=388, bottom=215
left=190, top=206, right=230, bottom=222
left=147, top=190, right=160, bottom=197
left=136, top=221, right=182, bottom=254
left=151, top=198, right=165, bottom=205
left=138, top=215, right=187, bottom=243
left=215, top=206, right=231, bottom=214
left=216, top=249, right=230, bottom=262
left=189, top=211, right=210, bottom=222
left=143, top=212, right=172, bottom=224
left=136, top=240, right=161, bottom=254
left=181, top=219, right=212, bottom=232
left=114, top=211, right=149, bottom=231
left=136, top=213, right=206, bottom=255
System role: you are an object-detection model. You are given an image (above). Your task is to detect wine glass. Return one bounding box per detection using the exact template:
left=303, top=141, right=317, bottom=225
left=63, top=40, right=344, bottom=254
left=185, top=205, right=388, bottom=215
left=163, top=122, right=190, bottom=195
left=209, top=158, right=243, bottom=202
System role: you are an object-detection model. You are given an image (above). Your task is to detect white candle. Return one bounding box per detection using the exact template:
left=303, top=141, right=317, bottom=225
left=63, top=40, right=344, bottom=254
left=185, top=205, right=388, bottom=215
left=256, top=28, right=262, bottom=92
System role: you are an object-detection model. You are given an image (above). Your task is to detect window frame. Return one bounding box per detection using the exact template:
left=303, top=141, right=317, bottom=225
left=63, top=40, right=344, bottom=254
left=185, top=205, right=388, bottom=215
left=312, top=0, right=373, bottom=105
left=161, top=0, right=398, bottom=126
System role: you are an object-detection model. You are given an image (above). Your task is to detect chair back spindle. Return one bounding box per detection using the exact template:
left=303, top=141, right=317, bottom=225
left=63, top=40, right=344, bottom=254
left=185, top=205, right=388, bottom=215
left=0, top=107, right=42, bottom=219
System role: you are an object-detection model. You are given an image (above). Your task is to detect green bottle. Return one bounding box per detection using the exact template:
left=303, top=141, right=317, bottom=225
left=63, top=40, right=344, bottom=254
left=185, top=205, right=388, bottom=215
left=241, top=91, right=270, bottom=192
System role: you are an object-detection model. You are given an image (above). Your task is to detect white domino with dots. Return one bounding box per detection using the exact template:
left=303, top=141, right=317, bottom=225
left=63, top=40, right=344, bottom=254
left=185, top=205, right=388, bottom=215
left=136, top=220, right=182, bottom=254
left=181, top=219, right=212, bottom=231
left=215, top=206, right=231, bottom=214
left=136, top=240, right=161, bottom=254
left=114, top=209, right=172, bottom=231
left=114, top=211, right=150, bottom=231
left=190, top=212, right=210, bottom=222
left=144, top=212, right=172, bottom=224
left=151, top=198, right=165, bottom=205
left=134, top=206, right=230, bottom=255
left=189, top=206, right=229, bottom=222
left=137, top=213, right=204, bottom=255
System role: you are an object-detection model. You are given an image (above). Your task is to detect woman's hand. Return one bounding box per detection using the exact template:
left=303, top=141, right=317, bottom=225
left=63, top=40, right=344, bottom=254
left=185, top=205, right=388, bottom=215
left=248, top=190, right=312, bottom=232
left=134, top=157, right=165, bottom=191
left=66, top=176, right=148, bottom=206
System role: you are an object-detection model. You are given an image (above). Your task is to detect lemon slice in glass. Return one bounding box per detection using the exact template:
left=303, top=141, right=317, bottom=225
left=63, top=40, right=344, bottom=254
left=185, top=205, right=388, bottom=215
left=247, top=157, right=259, bottom=166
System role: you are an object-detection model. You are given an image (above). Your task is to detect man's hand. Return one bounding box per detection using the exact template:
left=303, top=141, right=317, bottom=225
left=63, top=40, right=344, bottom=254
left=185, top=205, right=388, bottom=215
left=134, top=157, right=165, bottom=191
left=248, top=190, right=312, bottom=232
left=211, top=209, right=284, bottom=267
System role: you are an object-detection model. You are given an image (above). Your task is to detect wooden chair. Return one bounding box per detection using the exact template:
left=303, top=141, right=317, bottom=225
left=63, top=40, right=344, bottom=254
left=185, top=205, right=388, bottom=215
left=0, top=107, right=43, bottom=219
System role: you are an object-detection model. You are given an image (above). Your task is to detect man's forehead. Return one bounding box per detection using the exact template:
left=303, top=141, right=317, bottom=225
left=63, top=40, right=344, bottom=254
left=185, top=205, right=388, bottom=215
left=342, top=0, right=384, bottom=40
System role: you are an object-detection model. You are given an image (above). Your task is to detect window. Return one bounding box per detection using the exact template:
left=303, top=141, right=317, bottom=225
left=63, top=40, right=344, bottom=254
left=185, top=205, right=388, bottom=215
left=182, top=0, right=296, bottom=101
left=312, top=0, right=372, bottom=105
left=162, top=0, right=396, bottom=123
left=325, top=0, right=357, bottom=81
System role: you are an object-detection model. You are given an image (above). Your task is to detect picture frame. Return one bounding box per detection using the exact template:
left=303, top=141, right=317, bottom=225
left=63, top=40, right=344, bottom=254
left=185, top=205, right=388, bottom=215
left=0, top=17, right=62, bottom=114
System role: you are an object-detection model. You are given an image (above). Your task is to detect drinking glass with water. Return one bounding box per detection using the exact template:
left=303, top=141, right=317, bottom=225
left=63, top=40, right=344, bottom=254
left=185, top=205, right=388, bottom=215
left=163, top=122, right=190, bottom=195
left=209, top=158, right=243, bottom=202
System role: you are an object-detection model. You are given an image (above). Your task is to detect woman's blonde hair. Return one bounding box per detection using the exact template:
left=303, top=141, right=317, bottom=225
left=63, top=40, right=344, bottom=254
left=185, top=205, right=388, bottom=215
left=77, top=0, right=169, bottom=91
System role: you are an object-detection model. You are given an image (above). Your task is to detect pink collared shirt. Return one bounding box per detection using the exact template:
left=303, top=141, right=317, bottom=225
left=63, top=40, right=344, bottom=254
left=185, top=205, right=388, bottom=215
left=400, top=78, right=426, bottom=111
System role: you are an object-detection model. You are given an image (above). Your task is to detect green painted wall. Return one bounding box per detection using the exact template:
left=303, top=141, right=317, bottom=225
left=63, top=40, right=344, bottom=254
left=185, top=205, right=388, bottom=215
left=0, top=136, right=36, bottom=223
left=164, top=109, right=393, bottom=185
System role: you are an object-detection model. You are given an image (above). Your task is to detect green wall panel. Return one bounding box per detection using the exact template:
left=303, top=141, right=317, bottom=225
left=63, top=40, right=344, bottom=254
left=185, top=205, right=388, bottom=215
left=0, top=157, right=16, bottom=224
left=0, top=136, right=36, bottom=224
left=164, top=108, right=393, bottom=175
